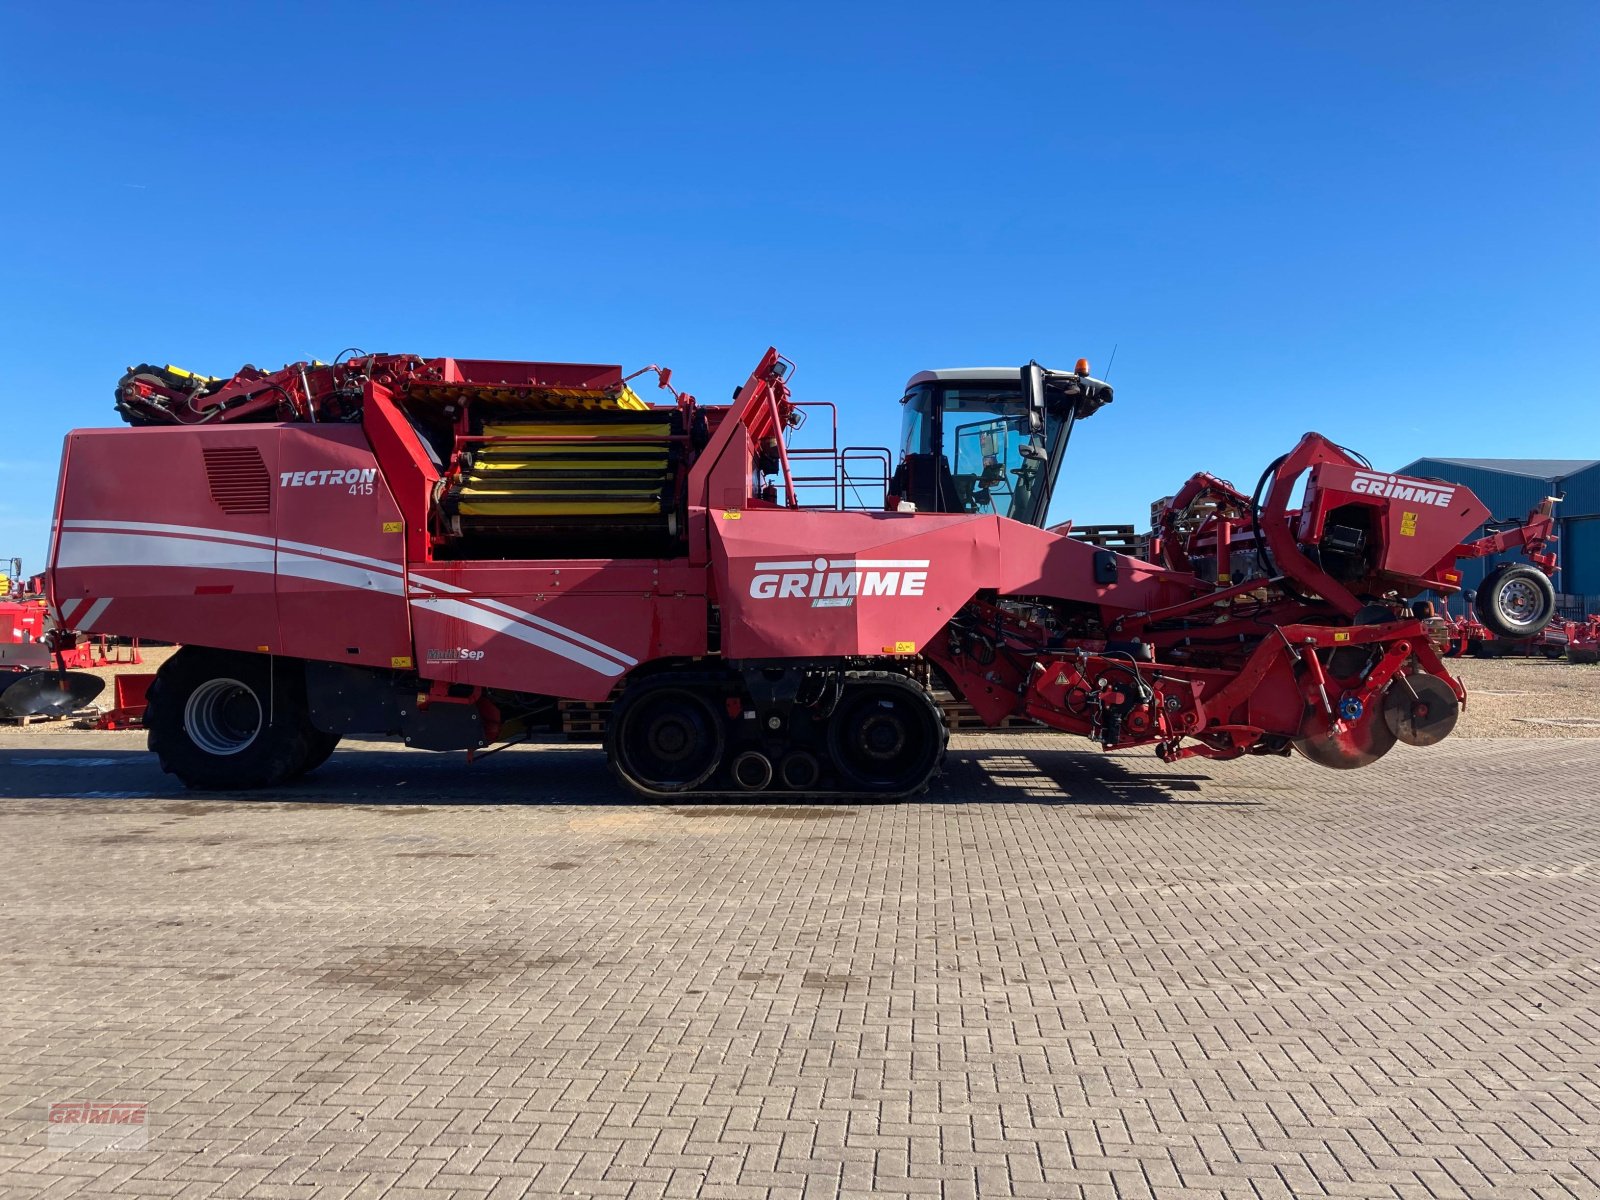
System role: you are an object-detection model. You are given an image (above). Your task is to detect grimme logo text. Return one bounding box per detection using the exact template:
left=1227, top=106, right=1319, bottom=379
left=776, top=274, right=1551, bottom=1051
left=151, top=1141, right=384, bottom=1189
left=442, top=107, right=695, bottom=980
left=1351, top=471, right=1455, bottom=507
left=749, top=558, right=930, bottom=608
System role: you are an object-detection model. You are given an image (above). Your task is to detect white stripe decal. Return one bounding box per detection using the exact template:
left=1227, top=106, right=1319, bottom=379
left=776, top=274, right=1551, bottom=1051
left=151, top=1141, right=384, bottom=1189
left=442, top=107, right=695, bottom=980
left=54, top=527, right=632, bottom=675
left=58, top=598, right=83, bottom=622
left=277, top=552, right=405, bottom=596
left=63, top=520, right=406, bottom=578
left=410, top=597, right=625, bottom=677
left=275, top=537, right=406, bottom=578
left=61, top=519, right=277, bottom=547
left=420, top=587, right=637, bottom=668
left=77, top=597, right=113, bottom=632
left=58, top=531, right=277, bottom=572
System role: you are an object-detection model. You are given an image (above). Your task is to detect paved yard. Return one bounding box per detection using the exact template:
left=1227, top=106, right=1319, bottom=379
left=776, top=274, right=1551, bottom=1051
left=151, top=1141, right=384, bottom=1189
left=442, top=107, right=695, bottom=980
left=0, top=729, right=1597, bottom=1199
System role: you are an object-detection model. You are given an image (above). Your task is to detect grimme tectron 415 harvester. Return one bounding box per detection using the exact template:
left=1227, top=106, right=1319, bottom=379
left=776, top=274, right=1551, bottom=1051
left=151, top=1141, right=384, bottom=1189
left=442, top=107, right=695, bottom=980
left=43, top=349, right=1558, bottom=796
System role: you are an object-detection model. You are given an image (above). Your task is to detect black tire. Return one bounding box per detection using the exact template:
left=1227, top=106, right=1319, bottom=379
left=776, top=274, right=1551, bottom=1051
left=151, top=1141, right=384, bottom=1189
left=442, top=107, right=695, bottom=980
left=824, top=671, right=946, bottom=795
left=1572, top=648, right=1600, bottom=666
left=1473, top=564, right=1557, bottom=641
left=606, top=677, right=726, bottom=795
left=293, top=730, right=341, bottom=778
left=146, top=648, right=313, bottom=790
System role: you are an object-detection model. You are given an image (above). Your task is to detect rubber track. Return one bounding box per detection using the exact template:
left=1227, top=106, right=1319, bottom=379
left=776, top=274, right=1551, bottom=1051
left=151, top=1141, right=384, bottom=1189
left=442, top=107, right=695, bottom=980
left=607, top=668, right=947, bottom=802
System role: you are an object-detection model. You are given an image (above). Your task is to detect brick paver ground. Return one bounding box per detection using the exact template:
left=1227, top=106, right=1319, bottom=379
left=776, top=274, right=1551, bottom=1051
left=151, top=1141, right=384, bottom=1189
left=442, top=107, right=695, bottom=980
left=0, top=730, right=1597, bottom=1199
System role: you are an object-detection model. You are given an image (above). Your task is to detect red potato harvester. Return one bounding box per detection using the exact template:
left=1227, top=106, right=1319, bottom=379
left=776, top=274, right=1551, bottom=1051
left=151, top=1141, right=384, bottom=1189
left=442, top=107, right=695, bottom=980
left=37, top=349, right=1557, bottom=795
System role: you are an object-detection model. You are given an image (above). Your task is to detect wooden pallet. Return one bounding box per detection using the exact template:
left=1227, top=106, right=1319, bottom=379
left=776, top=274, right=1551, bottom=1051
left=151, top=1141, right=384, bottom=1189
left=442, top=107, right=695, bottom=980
left=933, top=691, right=1039, bottom=733
left=559, top=699, right=611, bottom=741
left=0, top=713, right=57, bottom=726
left=1065, top=523, right=1142, bottom=553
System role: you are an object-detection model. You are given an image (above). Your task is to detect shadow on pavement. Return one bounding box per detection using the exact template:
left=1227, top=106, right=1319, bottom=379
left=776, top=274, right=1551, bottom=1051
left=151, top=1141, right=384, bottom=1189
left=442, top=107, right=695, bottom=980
left=0, top=738, right=1256, bottom=810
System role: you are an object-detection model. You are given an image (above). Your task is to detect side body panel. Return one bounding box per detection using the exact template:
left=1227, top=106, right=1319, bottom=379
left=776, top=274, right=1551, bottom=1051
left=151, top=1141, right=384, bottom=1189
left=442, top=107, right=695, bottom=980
left=711, top=509, right=1197, bottom=659
left=405, top=561, right=709, bottom=702
left=50, top=424, right=713, bottom=702
left=54, top=426, right=285, bottom=655
left=52, top=425, right=413, bottom=667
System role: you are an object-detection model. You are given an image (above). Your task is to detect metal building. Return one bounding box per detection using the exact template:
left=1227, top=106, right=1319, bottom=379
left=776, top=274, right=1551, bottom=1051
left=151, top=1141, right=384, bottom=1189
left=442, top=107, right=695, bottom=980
left=1395, top=456, right=1600, bottom=616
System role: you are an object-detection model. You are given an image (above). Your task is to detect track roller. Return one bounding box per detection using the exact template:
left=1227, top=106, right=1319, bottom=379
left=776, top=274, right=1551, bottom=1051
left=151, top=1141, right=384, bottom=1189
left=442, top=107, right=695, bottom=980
left=778, top=749, right=822, bottom=791
left=730, top=750, right=774, bottom=791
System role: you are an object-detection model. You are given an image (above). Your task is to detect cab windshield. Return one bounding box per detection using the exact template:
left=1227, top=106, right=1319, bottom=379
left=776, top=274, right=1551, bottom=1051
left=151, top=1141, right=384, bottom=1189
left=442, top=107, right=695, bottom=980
left=899, top=381, right=1070, bottom=525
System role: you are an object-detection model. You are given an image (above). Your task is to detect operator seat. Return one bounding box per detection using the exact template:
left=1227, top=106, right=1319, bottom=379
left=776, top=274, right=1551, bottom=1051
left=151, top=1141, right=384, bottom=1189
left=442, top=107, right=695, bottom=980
left=889, top=453, right=964, bottom=514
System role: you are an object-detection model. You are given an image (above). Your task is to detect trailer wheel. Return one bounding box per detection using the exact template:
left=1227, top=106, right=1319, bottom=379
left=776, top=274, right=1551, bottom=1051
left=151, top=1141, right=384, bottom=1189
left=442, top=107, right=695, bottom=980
left=147, top=648, right=312, bottom=790
left=1473, top=564, right=1557, bottom=641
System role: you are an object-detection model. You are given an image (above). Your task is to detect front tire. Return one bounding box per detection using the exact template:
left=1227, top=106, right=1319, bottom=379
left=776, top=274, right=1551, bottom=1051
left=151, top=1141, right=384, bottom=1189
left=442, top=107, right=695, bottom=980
left=147, top=648, right=313, bottom=790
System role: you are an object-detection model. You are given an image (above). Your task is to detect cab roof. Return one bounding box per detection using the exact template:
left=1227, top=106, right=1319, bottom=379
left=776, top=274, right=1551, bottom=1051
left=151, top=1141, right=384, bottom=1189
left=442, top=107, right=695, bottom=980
left=902, top=367, right=1018, bottom=388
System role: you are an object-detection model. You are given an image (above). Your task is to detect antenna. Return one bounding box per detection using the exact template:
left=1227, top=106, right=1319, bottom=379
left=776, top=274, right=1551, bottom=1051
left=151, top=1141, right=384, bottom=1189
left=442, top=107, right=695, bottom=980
left=1102, top=343, right=1118, bottom=381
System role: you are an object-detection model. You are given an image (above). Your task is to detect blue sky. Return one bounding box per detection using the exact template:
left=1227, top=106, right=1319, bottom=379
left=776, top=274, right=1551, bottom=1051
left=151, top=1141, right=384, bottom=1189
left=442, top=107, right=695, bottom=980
left=3, top=2, right=1596, bottom=572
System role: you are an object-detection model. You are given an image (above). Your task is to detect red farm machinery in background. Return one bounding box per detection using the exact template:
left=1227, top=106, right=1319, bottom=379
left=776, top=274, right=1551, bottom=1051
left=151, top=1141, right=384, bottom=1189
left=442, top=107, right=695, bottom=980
left=1566, top=614, right=1600, bottom=665
left=39, top=347, right=1559, bottom=795
left=0, top=556, right=148, bottom=721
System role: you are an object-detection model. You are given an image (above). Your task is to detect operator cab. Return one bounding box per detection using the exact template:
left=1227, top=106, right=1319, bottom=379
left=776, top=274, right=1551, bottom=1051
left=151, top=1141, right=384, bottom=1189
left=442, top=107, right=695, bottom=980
left=890, top=362, right=1112, bottom=526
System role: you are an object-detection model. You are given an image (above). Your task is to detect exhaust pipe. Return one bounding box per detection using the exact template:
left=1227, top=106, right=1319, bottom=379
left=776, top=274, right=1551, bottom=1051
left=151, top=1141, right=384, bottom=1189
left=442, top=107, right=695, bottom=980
left=730, top=750, right=774, bottom=792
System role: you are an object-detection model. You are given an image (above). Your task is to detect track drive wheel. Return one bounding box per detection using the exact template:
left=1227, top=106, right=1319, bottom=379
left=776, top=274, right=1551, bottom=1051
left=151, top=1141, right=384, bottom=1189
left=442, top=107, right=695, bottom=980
left=146, top=648, right=314, bottom=789
left=607, top=678, right=726, bottom=796
left=825, top=672, right=946, bottom=795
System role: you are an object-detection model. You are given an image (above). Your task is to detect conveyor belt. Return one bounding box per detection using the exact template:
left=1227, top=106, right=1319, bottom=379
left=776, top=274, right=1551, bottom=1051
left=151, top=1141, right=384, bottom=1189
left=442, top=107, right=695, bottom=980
left=438, top=409, right=683, bottom=546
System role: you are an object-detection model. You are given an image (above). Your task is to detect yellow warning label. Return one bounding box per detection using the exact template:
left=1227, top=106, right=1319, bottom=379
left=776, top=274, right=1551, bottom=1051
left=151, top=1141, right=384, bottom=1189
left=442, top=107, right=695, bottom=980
left=722, top=510, right=742, bottom=520
left=1400, top=511, right=1418, bottom=537
left=882, top=641, right=916, bottom=655
left=382, top=521, right=403, bottom=533
left=1333, top=632, right=1351, bottom=642
left=391, top=655, right=414, bottom=669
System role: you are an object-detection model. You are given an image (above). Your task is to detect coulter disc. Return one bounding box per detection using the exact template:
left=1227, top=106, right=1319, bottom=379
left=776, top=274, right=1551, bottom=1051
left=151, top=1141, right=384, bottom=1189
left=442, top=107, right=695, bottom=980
left=1291, top=709, right=1398, bottom=770
left=1382, top=673, right=1460, bottom=747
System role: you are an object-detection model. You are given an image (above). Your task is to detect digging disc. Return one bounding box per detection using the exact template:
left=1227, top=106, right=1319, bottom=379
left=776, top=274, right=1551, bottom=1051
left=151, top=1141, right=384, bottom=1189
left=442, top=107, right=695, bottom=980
left=0, top=670, right=105, bottom=718
left=1291, top=709, right=1398, bottom=770
left=1382, top=673, right=1460, bottom=747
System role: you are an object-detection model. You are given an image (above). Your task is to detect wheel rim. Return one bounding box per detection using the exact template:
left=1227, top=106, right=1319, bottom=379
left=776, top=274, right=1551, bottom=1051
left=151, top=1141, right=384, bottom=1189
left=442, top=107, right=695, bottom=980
left=183, top=678, right=263, bottom=756
left=1496, top=577, right=1544, bottom=630
left=827, top=683, right=941, bottom=793
left=614, top=687, right=723, bottom=792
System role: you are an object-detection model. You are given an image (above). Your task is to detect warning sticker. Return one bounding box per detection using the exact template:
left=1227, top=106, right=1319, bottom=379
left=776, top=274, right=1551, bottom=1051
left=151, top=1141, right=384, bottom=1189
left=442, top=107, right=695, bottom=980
left=1400, top=511, right=1418, bottom=537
